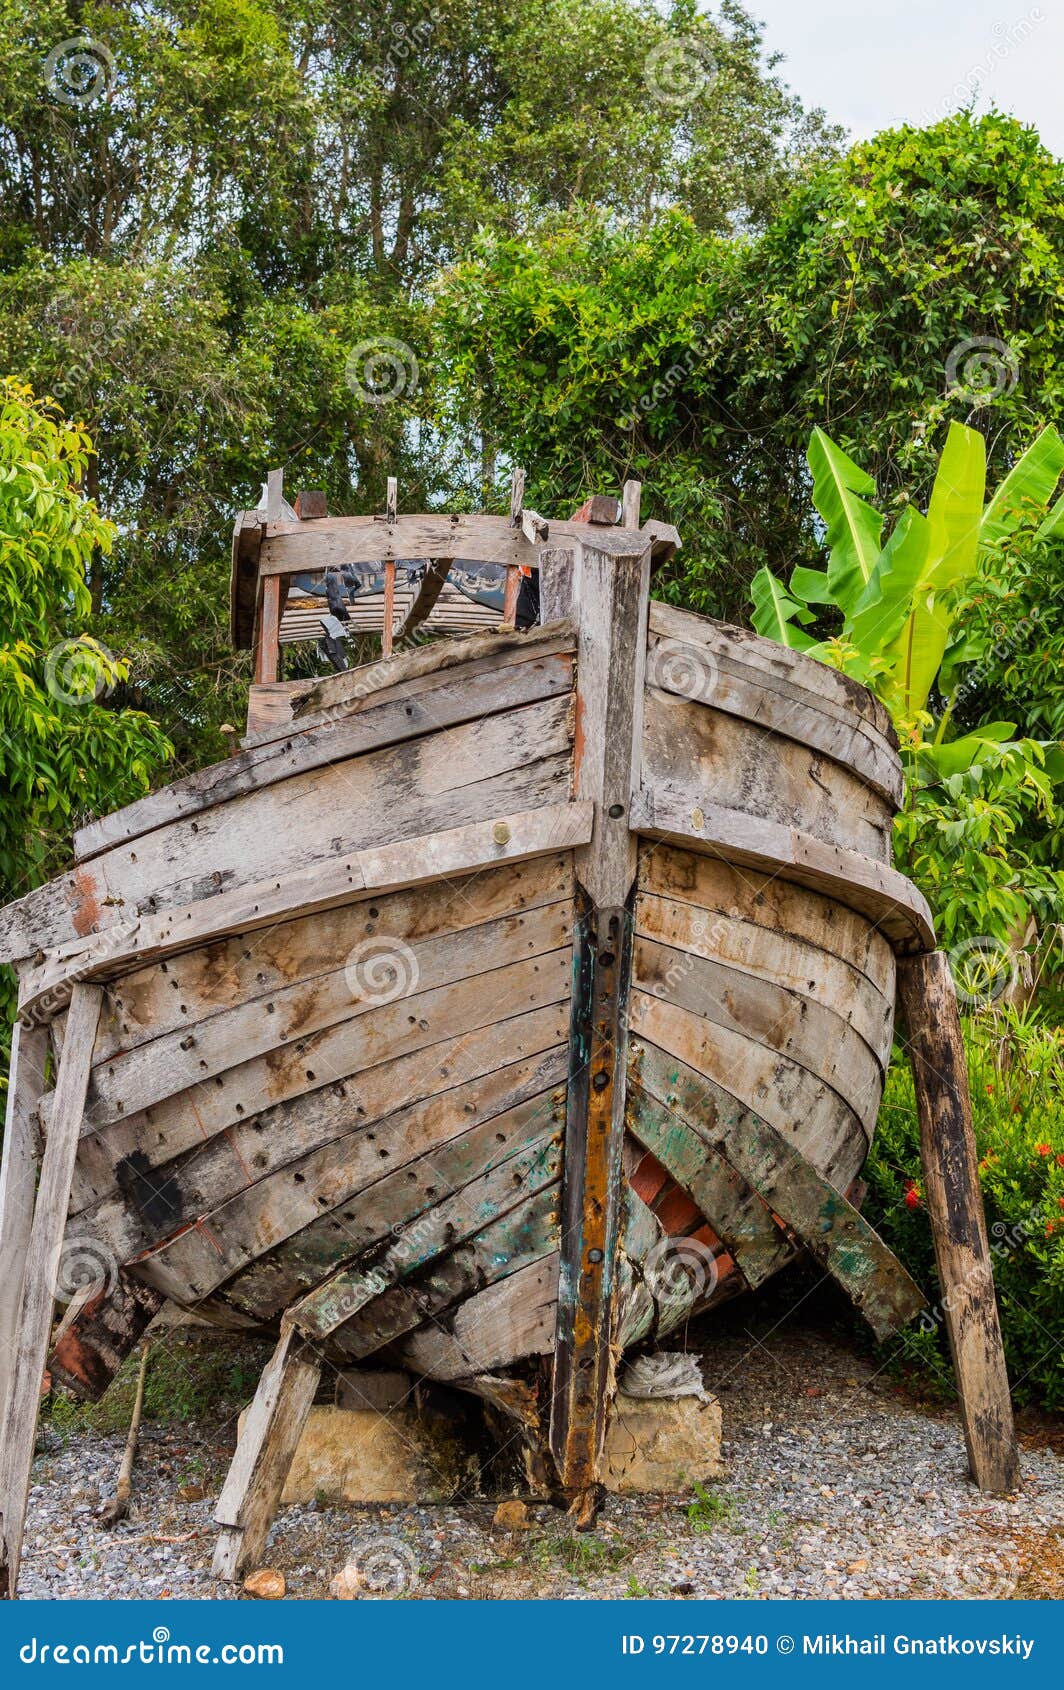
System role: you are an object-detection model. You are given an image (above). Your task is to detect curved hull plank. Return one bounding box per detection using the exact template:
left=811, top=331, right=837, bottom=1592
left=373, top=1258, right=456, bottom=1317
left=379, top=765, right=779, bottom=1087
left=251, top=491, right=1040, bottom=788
left=0, top=514, right=1017, bottom=1593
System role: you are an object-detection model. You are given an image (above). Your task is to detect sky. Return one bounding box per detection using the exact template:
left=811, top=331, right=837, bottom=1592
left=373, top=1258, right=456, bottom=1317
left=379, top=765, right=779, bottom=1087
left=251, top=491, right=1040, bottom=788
left=749, top=0, right=1064, bottom=155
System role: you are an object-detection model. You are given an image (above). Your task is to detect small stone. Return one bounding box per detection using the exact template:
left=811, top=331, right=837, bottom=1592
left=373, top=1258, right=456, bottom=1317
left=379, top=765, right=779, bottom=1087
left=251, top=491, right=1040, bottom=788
left=492, top=1500, right=529, bottom=1533
left=243, top=1568, right=285, bottom=1600
left=847, top=1558, right=869, bottom=1574
left=329, top=1564, right=362, bottom=1600
left=179, top=1484, right=206, bottom=1502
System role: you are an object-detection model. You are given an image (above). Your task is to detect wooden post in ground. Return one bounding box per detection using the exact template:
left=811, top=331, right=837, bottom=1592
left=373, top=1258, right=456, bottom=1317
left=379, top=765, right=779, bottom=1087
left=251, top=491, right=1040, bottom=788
left=0, top=1020, right=49, bottom=1435
left=212, top=1326, right=322, bottom=1581
left=897, top=949, right=1020, bottom=1493
left=0, top=983, right=103, bottom=1598
left=549, top=535, right=651, bottom=1510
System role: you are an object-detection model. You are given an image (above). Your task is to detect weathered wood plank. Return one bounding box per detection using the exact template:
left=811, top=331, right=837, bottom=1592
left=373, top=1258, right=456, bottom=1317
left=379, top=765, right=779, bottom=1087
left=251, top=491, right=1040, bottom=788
left=0, top=1022, right=48, bottom=1438
left=0, top=984, right=102, bottom=1599
left=638, top=842, right=895, bottom=997
left=76, top=649, right=574, bottom=862
left=632, top=934, right=884, bottom=1128
left=131, top=1023, right=570, bottom=1304
left=214, top=1070, right=567, bottom=1324
left=624, top=1082, right=792, bottom=1290
left=393, top=557, right=454, bottom=644
left=292, top=617, right=573, bottom=725
left=631, top=786, right=935, bottom=954
left=643, top=687, right=893, bottom=863
left=254, top=576, right=281, bottom=685
left=552, top=537, right=651, bottom=1495
left=629, top=991, right=868, bottom=1191
left=290, top=1126, right=563, bottom=1338
left=1, top=694, right=574, bottom=965
left=70, top=997, right=567, bottom=1225
left=329, top=1183, right=560, bottom=1361
left=645, top=628, right=903, bottom=807
left=897, top=950, right=1019, bottom=1492
left=256, top=513, right=653, bottom=580
left=212, top=1327, right=321, bottom=1580
left=635, top=889, right=893, bottom=1066
left=648, top=600, right=895, bottom=742
left=397, top=1254, right=559, bottom=1381
left=20, top=801, right=591, bottom=1020
left=92, top=853, right=572, bottom=1061
left=633, top=1042, right=925, bottom=1340
left=49, top=1272, right=163, bottom=1402
left=243, top=680, right=316, bottom=741
left=87, top=899, right=573, bottom=1125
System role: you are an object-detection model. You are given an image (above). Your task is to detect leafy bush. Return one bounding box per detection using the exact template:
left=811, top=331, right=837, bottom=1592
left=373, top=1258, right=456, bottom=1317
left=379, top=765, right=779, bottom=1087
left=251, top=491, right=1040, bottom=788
left=864, top=1024, right=1064, bottom=1411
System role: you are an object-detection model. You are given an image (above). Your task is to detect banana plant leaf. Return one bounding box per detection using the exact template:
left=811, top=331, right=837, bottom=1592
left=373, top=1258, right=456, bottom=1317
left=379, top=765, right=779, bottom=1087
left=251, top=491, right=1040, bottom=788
left=918, top=720, right=1017, bottom=780
left=880, top=422, right=985, bottom=718
left=981, top=425, right=1064, bottom=548
left=807, top=427, right=883, bottom=619
left=847, top=507, right=930, bottom=667
left=750, top=566, right=817, bottom=650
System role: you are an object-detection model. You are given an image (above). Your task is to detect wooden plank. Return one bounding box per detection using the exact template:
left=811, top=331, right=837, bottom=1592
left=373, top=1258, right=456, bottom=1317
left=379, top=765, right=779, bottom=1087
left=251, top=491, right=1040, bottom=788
left=92, top=853, right=572, bottom=1061
left=897, top=950, right=1019, bottom=1492
left=49, top=1272, right=163, bottom=1402
left=622, top=481, right=642, bottom=530
left=293, top=617, right=573, bottom=726
left=631, top=785, right=936, bottom=954
left=253, top=576, right=282, bottom=686
left=328, top=1183, right=560, bottom=1361
left=632, top=934, right=884, bottom=1129
left=393, top=557, right=453, bottom=644
left=648, top=599, right=895, bottom=742
left=243, top=680, right=316, bottom=742
left=256, top=513, right=651, bottom=578
left=8, top=693, right=578, bottom=968
left=502, top=564, right=521, bottom=624
left=635, top=889, right=893, bottom=1065
left=290, top=1126, right=563, bottom=1338
left=632, top=1042, right=925, bottom=1339
left=0, top=984, right=102, bottom=1598
left=0, top=1022, right=48, bottom=1437
left=86, top=898, right=573, bottom=1125
left=551, top=536, right=651, bottom=1495
left=397, top=1254, right=559, bottom=1381
left=127, top=989, right=572, bottom=1303
left=26, top=802, right=591, bottom=1020
left=212, top=1326, right=321, bottom=1580
left=646, top=629, right=903, bottom=807
left=629, top=991, right=868, bottom=1192
left=381, top=559, right=396, bottom=657
left=539, top=547, right=575, bottom=624
left=643, top=687, right=893, bottom=864
left=625, top=1080, right=792, bottom=1290
left=638, top=842, right=895, bottom=998
left=214, top=1066, right=567, bottom=1323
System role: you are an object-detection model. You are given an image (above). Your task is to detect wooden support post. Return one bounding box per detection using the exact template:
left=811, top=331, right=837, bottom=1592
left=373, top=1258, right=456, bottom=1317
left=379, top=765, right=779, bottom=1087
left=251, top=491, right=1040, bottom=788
left=212, top=1326, right=321, bottom=1581
left=0, top=984, right=102, bottom=1598
left=265, top=467, right=284, bottom=523
left=622, top=479, right=642, bottom=529
left=502, top=564, right=521, bottom=625
left=254, top=576, right=281, bottom=684
left=897, top=950, right=1020, bottom=1493
left=550, top=537, right=652, bottom=1503
left=0, top=1020, right=48, bottom=1436
left=382, top=560, right=396, bottom=658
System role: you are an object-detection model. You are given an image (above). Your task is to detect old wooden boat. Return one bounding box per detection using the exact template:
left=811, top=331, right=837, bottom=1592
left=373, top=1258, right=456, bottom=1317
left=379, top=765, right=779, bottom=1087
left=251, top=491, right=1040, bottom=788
left=0, top=478, right=1019, bottom=1593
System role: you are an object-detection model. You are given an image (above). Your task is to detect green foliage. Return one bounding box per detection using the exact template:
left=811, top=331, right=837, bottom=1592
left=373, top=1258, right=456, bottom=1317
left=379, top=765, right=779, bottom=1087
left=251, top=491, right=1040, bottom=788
left=0, top=381, right=171, bottom=1052
left=864, top=1025, right=1064, bottom=1411
left=686, top=1483, right=736, bottom=1531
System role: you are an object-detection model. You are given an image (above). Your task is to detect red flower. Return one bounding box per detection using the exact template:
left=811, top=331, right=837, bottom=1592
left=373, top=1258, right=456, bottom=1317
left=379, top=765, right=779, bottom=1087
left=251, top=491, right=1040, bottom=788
left=986, top=1084, right=995, bottom=1094
left=1036, top=1143, right=1053, bottom=1157
left=904, top=1185, right=920, bottom=1211
left=1046, top=1221, right=1057, bottom=1239
left=1056, top=1154, right=1064, bottom=1168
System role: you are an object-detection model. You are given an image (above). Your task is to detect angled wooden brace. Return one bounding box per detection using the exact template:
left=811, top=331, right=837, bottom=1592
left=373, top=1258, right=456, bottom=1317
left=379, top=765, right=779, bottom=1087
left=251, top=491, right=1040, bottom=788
left=0, top=983, right=103, bottom=1598
left=212, top=1325, right=322, bottom=1581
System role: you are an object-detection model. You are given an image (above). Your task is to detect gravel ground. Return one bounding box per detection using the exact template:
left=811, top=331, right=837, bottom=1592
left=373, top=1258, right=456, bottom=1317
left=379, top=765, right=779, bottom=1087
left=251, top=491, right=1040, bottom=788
left=20, top=1324, right=1064, bottom=1601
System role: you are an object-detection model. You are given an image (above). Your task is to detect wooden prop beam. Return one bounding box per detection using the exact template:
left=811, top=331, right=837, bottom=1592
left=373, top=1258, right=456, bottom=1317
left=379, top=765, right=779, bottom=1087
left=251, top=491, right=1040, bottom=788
left=393, top=557, right=453, bottom=644
left=212, top=1326, right=321, bottom=1581
left=550, top=536, right=651, bottom=1499
left=897, top=950, right=1020, bottom=1493
left=0, top=1021, right=48, bottom=1436
left=0, top=983, right=102, bottom=1598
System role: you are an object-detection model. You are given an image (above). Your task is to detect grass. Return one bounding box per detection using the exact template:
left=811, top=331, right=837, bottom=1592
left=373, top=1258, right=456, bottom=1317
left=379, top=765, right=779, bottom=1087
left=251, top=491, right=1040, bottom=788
left=43, top=1331, right=271, bottom=1440
left=686, top=1482, right=737, bottom=1533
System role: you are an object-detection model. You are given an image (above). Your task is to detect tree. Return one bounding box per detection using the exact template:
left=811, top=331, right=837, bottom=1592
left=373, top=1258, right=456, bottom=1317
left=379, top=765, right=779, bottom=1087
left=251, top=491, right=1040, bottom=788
left=0, top=380, right=171, bottom=1043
